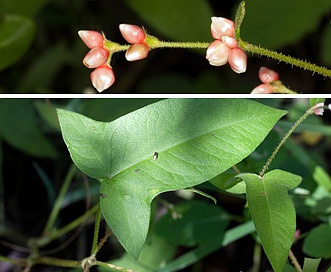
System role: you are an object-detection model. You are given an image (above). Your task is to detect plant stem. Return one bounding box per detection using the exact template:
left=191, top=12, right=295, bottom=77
left=239, top=40, right=331, bottom=78
left=91, top=204, right=101, bottom=256
left=151, top=41, right=210, bottom=50
left=37, top=203, right=99, bottom=247
left=96, top=261, right=137, bottom=272
left=289, top=250, right=303, bottom=272
left=259, top=104, right=322, bottom=177
left=43, top=164, right=77, bottom=235
left=251, top=242, right=261, bottom=272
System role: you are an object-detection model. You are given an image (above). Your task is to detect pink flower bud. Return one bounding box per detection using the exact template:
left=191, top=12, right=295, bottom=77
left=125, top=43, right=149, bottom=61
left=206, top=40, right=230, bottom=66
left=211, top=17, right=235, bottom=40
left=78, top=30, right=104, bottom=49
left=228, top=47, right=247, bottom=73
left=90, top=65, right=115, bottom=92
left=259, top=67, right=279, bottom=84
left=312, top=102, right=325, bottom=116
left=83, top=47, right=109, bottom=68
left=251, top=84, right=273, bottom=94
left=119, top=24, right=146, bottom=44
left=222, top=36, right=238, bottom=48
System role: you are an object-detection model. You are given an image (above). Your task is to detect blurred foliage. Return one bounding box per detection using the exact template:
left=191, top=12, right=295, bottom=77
left=1, top=98, right=331, bottom=271
left=0, top=0, right=331, bottom=93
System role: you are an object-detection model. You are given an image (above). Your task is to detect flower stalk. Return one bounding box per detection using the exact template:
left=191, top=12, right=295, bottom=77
left=259, top=103, right=328, bottom=177
left=79, top=0, right=331, bottom=92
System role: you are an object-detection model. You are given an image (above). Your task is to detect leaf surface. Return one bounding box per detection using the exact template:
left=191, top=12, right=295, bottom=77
left=0, top=15, right=35, bottom=70
left=238, top=170, right=302, bottom=272
left=242, top=0, right=331, bottom=49
left=0, top=99, right=58, bottom=158
left=57, top=99, right=286, bottom=257
left=124, top=0, right=212, bottom=41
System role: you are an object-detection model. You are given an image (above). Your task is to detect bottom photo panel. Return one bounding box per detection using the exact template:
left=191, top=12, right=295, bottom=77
left=0, top=98, right=331, bottom=272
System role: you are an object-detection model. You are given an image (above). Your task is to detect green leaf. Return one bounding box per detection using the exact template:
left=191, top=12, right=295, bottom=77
left=238, top=170, right=302, bottom=272
left=155, top=200, right=229, bottom=247
left=242, top=0, right=331, bottom=49
left=57, top=98, right=286, bottom=258
left=0, top=14, right=35, bottom=70
left=303, top=223, right=331, bottom=258
left=99, top=234, right=176, bottom=272
left=0, top=0, right=48, bottom=17
left=124, top=0, right=213, bottom=41
left=209, top=172, right=246, bottom=194
left=0, top=99, right=58, bottom=158
left=16, top=42, right=69, bottom=92
left=159, top=220, right=256, bottom=272
left=321, top=25, right=331, bottom=66
left=309, top=98, right=326, bottom=107
left=303, top=257, right=321, bottom=272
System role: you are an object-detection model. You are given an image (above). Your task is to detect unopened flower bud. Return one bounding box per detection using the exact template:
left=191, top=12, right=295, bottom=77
left=119, top=24, right=146, bottom=44
left=228, top=47, right=247, bottom=73
left=211, top=17, right=235, bottom=40
left=83, top=47, right=109, bottom=68
left=206, top=40, right=230, bottom=66
left=312, top=102, right=325, bottom=116
left=90, top=65, right=115, bottom=92
left=222, top=36, right=238, bottom=48
left=125, top=43, right=149, bottom=61
left=78, top=30, right=104, bottom=48
left=251, top=84, right=273, bottom=94
left=259, top=67, right=279, bottom=84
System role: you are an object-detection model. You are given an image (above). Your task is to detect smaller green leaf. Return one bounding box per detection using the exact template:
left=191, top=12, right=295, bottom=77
left=309, top=98, right=326, bottom=107
left=124, top=0, right=212, bottom=42
left=99, top=234, right=176, bottom=272
left=239, top=169, right=302, bottom=272
left=0, top=99, right=58, bottom=158
left=158, top=221, right=256, bottom=272
left=209, top=172, right=246, bottom=194
left=155, top=200, right=229, bottom=247
left=0, top=0, right=48, bottom=17
left=0, top=15, right=35, bottom=70
left=303, top=258, right=321, bottom=272
left=241, top=0, right=331, bottom=49
left=303, top=224, right=331, bottom=259
left=34, top=100, right=60, bottom=132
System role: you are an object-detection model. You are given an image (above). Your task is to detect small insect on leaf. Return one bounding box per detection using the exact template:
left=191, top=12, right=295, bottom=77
left=100, top=193, right=107, bottom=198
left=153, top=151, right=158, bottom=161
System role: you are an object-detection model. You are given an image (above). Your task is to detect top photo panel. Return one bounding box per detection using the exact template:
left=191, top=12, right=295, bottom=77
left=2, top=0, right=331, bottom=94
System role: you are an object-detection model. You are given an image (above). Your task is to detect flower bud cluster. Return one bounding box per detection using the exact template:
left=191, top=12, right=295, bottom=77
left=78, top=31, right=114, bottom=92
left=251, top=67, right=279, bottom=94
left=119, top=24, right=150, bottom=61
left=206, top=17, right=247, bottom=74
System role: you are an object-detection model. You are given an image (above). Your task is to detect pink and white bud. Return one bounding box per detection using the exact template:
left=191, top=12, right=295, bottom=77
left=206, top=40, right=230, bottom=66
left=90, top=65, right=115, bottom=92
left=125, top=43, right=149, bottom=61
left=211, top=17, right=235, bottom=40
left=83, top=47, right=109, bottom=68
left=119, top=24, right=146, bottom=44
left=228, top=47, right=247, bottom=74
left=251, top=84, right=273, bottom=94
left=222, top=36, right=238, bottom=48
left=78, top=30, right=104, bottom=49
left=312, top=102, right=325, bottom=116
left=259, top=67, right=279, bottom=84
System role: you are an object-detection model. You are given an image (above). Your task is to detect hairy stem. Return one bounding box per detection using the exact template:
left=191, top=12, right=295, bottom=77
left=239, top=40, right=331, bottom=78
left=259, top=104, right=324, bottom=177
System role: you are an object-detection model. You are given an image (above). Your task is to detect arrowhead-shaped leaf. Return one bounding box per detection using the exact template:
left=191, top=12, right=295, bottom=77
left=238, top=170, right=302, bottom=272
left=57, top=99, right=286, bottom=258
